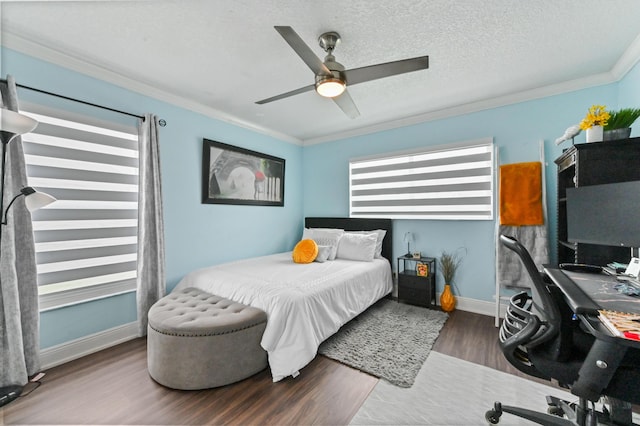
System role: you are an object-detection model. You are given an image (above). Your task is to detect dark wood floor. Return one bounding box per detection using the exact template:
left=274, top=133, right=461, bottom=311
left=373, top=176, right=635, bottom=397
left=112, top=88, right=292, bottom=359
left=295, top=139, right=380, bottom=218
left=1, top=310, right=545, bottom=425
left=432, top=307, right=547, bottom=383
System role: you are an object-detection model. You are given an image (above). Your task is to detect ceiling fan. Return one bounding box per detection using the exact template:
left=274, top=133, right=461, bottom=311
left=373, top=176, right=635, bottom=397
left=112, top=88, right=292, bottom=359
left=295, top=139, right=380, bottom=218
left=255, top=26, right=429, bottom=119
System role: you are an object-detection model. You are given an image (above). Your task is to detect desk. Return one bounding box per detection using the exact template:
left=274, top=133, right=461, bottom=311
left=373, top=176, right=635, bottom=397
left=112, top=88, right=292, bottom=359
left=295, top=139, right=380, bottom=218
left=557, top=269, right=639, bottom=313
left=544, top=267, right=640, bottom=314
left=544, top=265, right=640, bottom=402
left=544, top=266, right=640, bottom=348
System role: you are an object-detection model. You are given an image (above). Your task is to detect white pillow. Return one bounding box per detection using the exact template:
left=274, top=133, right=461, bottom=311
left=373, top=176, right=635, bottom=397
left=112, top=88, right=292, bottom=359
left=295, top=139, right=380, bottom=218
left=336, top=232, right=377, bottom=262
left=302, top=228, right=344, bottom=260
left=314, top=245, right=332, bottom=263
left=348, top=229, right=387, bottom=258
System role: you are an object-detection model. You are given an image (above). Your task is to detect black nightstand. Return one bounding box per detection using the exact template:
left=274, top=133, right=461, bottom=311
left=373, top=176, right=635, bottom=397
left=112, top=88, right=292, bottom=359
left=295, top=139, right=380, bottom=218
left=397, top=255, right=436, bottom=308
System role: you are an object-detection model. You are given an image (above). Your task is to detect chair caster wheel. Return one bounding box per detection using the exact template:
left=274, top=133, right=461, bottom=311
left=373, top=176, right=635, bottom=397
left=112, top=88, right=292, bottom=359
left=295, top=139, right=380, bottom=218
left=485, top=410, right=500, bottom=424
left=486, top=402, right=502, bottom=424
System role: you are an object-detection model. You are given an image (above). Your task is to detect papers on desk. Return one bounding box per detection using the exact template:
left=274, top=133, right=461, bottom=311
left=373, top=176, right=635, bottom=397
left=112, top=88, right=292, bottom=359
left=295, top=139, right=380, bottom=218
left=604, top=263, right=627, bottom=275
left=598, top=310, right=640, bottom=341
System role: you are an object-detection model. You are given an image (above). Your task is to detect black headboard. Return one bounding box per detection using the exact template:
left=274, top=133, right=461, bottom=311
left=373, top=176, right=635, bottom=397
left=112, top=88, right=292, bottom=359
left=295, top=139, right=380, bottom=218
left=304, top=217, right=393, bottom=264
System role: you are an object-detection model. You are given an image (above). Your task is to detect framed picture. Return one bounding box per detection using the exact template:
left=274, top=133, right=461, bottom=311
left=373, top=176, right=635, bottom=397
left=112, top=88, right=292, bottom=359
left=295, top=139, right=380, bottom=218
left=416, top=262, right=428, bottom=277
left=202, top=139, right=285, bottom=206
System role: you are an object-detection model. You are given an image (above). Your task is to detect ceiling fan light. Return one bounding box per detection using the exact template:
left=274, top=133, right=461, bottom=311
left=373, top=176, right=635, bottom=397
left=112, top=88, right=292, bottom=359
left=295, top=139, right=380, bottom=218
left=315, top=78, right=346, bottom=98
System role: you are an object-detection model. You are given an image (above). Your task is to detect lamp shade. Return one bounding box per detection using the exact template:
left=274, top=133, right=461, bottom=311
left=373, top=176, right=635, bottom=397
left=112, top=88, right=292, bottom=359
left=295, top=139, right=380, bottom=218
left=403, top=232, right=413, bottom=243
left=1, top=187, right=56, bottom=226
left=24, top=190, right=56, bottom=212
left=0, top=108, right=38, bottom=138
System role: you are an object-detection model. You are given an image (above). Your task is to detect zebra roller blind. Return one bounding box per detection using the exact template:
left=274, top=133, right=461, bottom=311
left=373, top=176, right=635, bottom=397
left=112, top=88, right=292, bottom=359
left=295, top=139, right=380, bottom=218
left=21, top=110, right=139, bottom=310
left=349, top=138, right=494, bottom=220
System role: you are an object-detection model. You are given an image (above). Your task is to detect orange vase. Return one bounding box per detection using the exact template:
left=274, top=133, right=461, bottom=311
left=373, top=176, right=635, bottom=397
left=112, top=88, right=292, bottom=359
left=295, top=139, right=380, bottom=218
left=440, top=284, right=456, bottom=312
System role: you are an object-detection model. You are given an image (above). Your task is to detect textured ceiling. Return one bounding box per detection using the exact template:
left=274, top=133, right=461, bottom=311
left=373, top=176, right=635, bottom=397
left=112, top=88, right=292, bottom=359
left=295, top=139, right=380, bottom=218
left=2, top=0, right=640, bottom=145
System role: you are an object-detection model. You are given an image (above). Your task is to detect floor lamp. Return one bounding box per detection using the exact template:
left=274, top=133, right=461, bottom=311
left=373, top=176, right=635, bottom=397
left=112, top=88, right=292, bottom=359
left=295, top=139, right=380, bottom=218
left=0, top=108, right=55, bottom=408
left=0, top=109, right=56, bottom=244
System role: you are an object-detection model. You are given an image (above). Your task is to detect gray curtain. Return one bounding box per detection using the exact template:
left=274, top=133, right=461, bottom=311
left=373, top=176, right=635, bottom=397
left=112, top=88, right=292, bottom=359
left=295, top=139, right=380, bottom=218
left=0, top=75, right=41, bottom=387
left=136, top=113, right=165, bottom=336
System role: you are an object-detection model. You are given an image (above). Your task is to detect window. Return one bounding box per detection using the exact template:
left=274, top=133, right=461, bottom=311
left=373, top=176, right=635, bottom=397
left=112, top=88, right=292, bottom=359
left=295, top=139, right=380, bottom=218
left=21, top=109, right=139, bottom=311
left=349, top=138, right=494, bottom=220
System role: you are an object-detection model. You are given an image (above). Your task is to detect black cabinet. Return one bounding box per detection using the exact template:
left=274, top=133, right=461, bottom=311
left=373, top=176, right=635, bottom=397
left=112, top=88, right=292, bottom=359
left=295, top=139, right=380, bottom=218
left=397, top=255, right=436, bottom=308
left=555, top=137, right=640, bottom=266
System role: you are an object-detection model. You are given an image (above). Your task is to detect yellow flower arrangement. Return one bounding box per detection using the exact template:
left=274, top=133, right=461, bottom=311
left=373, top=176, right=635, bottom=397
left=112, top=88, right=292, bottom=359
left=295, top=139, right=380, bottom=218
left=579, top=104, right=610, bottom=130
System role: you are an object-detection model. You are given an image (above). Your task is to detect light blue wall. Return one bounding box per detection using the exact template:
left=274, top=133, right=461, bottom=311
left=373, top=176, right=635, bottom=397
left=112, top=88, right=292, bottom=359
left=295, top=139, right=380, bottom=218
left=1, top=47, right=304, bottom=348
left=2, top=45, right=638, bottom=349
left=302, top=84, right=624, bottom=301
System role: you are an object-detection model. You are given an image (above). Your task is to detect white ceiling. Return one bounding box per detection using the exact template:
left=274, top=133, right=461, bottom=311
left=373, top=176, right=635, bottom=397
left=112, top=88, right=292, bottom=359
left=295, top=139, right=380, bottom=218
left=2, top=0, right=640, bottom=145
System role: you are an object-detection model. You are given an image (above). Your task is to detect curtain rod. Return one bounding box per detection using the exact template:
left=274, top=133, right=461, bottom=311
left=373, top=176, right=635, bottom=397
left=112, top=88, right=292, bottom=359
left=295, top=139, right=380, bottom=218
left=1, top=78, right=147, bottom=122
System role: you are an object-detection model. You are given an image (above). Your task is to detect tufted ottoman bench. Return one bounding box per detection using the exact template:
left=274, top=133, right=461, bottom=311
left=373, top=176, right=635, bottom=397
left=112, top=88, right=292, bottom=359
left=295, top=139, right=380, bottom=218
left=147, top=287, right=268, bottom=390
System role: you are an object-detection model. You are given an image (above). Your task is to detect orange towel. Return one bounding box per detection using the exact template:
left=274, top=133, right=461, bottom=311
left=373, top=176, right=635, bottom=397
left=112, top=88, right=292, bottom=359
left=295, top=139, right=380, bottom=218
left=499, top=162, right=544, bottom=226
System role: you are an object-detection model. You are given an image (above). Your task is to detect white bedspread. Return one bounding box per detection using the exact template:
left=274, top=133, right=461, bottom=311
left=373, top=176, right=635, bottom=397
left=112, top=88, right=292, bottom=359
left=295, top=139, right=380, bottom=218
left=174, top=252, right=392, bottom=382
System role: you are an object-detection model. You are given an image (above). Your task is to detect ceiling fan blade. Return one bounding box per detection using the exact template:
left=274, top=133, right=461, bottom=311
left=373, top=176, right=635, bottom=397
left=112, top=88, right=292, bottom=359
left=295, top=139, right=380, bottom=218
left=274, top=26, right=331, bottom=76
left=255, top=84, right=315, bottom=104
left=332, top=89, right=360, bottom=119
left=344, top=56, right=429, bottom=86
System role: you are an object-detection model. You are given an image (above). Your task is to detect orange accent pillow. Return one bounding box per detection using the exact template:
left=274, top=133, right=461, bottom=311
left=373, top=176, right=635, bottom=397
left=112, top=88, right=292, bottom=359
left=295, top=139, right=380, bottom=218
left=292, top=239, right=319, bottom=264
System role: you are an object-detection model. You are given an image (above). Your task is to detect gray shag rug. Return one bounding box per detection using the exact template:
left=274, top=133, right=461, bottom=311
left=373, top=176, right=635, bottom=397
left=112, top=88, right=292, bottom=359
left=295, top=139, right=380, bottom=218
left=318, top=298, right=448, bottom=388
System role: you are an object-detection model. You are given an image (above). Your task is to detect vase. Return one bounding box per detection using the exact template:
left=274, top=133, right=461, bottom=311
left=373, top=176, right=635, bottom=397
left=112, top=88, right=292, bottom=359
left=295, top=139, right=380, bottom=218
left=586, top=125, right=603, bottom=143
left=603, top=127, right=632, bottom=141
left=440, top=284, right=456, bottom=312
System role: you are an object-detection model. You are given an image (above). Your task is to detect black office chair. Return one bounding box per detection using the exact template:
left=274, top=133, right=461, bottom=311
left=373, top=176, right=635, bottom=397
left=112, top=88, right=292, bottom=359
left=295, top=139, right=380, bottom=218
left=486, top=235, right=640, bottom=425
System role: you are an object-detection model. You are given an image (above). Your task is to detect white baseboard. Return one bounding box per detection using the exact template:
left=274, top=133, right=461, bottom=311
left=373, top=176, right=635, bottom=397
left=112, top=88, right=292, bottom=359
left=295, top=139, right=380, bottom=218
left=37, top=295, right=503, bottom=371
left=435, top=292, right=507, bottom=320
left=393, top=284, right=505, bottom=319
left=40, top=321, right=139, bottom=370
left=449, top=294, right=496, bottom=316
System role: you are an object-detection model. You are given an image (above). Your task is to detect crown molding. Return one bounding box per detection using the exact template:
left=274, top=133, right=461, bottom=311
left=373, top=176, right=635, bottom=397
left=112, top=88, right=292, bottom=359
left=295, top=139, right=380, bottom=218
left=304, top=36, right=640, bottom=146
left=1, top=30, right=303, bottom=146
left=4, top=27, right=639, bottom=148
left=302, top=71, right=616, bottom=146
left=611, top=31, right=640, bottom=80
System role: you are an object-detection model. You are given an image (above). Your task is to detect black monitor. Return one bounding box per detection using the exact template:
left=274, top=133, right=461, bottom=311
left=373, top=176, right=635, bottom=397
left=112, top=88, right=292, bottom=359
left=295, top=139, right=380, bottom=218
left=566, top=180, right=640, bottom=248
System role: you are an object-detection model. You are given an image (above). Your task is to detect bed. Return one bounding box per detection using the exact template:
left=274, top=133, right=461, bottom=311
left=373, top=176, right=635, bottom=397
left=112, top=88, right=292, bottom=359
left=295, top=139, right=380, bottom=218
left=173, top=217, right=393, bottom=382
